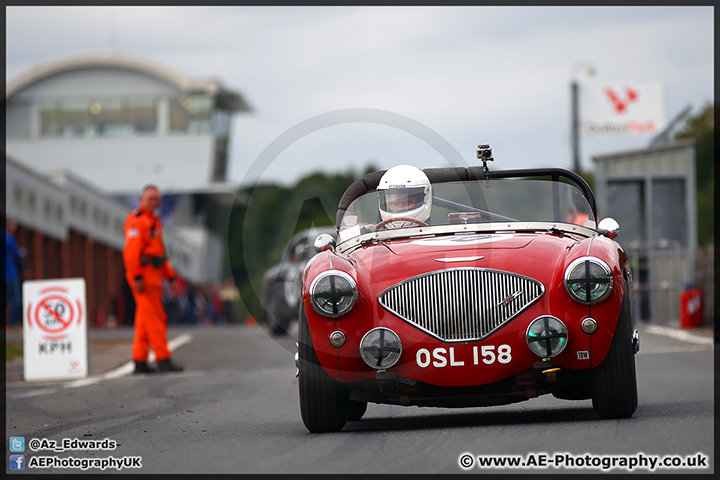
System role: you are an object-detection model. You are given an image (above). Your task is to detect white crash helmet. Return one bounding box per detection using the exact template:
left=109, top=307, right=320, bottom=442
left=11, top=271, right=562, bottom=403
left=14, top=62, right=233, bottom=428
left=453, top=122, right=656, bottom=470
left=377, top=165, right=432, bottom=223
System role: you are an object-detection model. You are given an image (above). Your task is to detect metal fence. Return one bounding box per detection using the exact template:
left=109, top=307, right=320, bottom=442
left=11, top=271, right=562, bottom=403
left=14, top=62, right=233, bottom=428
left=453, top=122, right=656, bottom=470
left=624, top=240, right=685, bottom=327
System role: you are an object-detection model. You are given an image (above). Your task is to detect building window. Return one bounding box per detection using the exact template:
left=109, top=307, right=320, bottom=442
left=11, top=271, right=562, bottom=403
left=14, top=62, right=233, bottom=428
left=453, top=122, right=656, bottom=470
left=61, top=99, right=93, bottom=137
left=44, top=199, right=52, bottom=219
left=127, top=97, right=157, bottom=134
left=169, top=98, right=188, bottom=132
left=170, top=95, right=212, bottom=134
left=40, top=100, right=62, bottom=136
left=187, top=95, right=212, bottom=134
left=92, top=98, right=132, bottom=137
left=38, top=95, right=212, bottom=138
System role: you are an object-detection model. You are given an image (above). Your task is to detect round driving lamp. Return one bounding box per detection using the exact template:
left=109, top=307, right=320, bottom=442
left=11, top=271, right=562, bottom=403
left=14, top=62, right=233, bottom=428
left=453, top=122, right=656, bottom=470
left=527, top=316, right=568, bottom=358
left=564, top=257, right=613, bottom=304
left=581, top=317, right=598, bottom=334
left=329, top=330, right=346, bottom=347
left=360, top=328, right=402, bottom=369
left=309, top=270, right=358, bottom=317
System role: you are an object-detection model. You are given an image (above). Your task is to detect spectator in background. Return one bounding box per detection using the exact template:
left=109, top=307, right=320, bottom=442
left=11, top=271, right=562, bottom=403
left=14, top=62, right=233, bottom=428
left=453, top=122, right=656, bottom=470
left=209, top=282, right=224, bottom=325
left=162, top=278, right=181, bottom=325
left=219, top=278, right=240, bottom=324
left=193, top=284, right=207, bottom=325
left=180, top=282, right=197, bottom=325
left=123, top=184, right=184, bottom=374
left=199, top=283, right=218, bottom=325
left=566, top=201, right=591, bottom=226
left=173, top=276, right=191, bottom=325
left=5, top=220, right=24, bottom=327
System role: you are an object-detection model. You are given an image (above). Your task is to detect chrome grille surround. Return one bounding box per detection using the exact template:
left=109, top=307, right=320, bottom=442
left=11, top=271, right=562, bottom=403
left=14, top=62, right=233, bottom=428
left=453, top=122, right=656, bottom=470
left=379, top=268, right=544, bottom=342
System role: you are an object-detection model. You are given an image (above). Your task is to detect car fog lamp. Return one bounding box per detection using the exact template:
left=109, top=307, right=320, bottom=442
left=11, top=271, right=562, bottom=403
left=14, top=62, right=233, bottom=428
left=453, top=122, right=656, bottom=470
left=329, top=330, right=346, bottom=347
left=360, top=328, right=402, bottom=369
left=527, top=316, right=568, bottom=358
left=581, top=317, right=598, bottom=334
left=564, top=257, right=613, bottom=304
left=309, top=270, right=358, bottom=317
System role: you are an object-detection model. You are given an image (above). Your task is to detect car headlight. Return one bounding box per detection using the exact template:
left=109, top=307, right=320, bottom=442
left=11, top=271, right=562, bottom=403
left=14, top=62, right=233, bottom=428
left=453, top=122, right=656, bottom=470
left=309, top=270, right=358, bottom=317
left=564, top=256, right=613, bottom=304
left=526, top=316, right=568, bottom=358
left=360, top=328, right=402, bottom=369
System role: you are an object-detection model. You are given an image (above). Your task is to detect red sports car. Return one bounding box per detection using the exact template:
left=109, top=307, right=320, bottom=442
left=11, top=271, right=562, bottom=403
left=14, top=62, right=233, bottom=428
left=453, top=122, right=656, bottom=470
left=297, top=146, right=639, bottom=433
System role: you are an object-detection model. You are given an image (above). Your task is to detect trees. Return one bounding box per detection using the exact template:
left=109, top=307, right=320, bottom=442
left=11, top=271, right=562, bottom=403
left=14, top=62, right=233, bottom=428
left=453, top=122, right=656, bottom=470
left=226, top=166, right=372, bottom=323
left=674, top=103, right=714, bottom=246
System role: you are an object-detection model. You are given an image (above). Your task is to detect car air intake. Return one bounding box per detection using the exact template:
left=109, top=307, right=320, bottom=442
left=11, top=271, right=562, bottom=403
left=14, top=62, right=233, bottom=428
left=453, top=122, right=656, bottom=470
left=379, top=268, right=544, bottom=342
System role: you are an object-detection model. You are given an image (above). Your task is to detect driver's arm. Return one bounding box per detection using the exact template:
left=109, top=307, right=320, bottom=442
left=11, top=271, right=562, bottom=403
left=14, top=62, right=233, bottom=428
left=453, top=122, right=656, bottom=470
left=360, top=224, right=377, bottom=235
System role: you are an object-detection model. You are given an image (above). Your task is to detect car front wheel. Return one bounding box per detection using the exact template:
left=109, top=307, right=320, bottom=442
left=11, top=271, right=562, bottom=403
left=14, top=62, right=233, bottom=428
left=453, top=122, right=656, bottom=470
left=265, top=285, right=291, bottom=336
left=298, top=307, right=349, bottom=433
left=591, top=280, right=638, bottom=419
left=346, top=400, right=368, bottom=422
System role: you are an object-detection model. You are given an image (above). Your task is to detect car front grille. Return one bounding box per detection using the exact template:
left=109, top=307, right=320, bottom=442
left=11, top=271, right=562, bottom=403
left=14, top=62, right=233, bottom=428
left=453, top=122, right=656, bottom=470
left=379, top=268, right=544, bottom=342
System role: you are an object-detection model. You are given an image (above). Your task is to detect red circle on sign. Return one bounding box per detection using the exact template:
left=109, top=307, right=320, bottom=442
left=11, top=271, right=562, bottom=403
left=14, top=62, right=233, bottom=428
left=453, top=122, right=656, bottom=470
left=33, top=295, right=75, bottom=335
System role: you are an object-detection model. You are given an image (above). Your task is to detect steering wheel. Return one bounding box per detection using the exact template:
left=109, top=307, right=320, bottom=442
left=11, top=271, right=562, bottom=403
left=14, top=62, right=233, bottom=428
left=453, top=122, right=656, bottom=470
left=375, top=217, right=429, bottom=230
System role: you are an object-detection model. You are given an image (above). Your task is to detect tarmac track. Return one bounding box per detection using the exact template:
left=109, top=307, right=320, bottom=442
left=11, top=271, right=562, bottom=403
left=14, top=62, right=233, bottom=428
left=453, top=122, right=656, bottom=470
left=4, top=322, right=715, bottom=474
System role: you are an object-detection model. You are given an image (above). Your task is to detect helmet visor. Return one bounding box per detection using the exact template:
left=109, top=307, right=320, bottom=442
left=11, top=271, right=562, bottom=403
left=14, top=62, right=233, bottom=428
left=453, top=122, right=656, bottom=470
left=378, top=187, right=426, bottom=213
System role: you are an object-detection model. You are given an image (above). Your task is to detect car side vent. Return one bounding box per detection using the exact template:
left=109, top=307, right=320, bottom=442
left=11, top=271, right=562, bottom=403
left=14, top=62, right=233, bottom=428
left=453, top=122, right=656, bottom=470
left=379, top=268, right=544, bottom=342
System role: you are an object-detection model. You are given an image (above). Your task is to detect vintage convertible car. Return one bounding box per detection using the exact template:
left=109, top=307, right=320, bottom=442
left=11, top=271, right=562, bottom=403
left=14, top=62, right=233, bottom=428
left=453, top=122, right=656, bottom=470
left=297, top=146, right=639, bottom=433
left=262, top=227, right=337, bottom=335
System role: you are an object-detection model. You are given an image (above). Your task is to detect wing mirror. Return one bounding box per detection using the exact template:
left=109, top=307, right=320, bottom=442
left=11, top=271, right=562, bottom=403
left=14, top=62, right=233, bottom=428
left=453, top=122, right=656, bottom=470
left=314, top=233, right=336, bottom=253
left=597, top=217, right=620, bottom=239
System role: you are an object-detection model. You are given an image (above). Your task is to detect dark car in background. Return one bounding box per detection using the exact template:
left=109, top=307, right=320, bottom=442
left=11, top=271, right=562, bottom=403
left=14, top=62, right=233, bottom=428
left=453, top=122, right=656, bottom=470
left=262, top=227, right=337, bottom=335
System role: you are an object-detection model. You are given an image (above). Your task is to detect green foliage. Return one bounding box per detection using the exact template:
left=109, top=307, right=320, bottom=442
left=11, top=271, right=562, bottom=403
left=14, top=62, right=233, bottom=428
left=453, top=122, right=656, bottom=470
left=579, top=171, right=594, bottom=191
left=204, top=197, right=233, bottom=238
left=226, top=165, right=372, bottom=320
left=675, top=103, right=714, bottom=246
left=6, top=344, right=22, bottom=361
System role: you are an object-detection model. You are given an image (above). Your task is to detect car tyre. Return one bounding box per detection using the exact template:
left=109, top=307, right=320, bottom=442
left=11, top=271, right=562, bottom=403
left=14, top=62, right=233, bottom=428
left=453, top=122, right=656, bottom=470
left=298, top=308, right=349, bottom=433
left=591, top=280, right=638, bottom=419
left=346, top=400, right=368, bottom=422
left=265, top=287, right=291, bottom=336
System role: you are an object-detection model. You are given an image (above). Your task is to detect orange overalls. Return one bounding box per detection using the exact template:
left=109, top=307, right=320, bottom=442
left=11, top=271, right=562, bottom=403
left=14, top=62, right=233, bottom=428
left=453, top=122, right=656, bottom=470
left=123, top=205, right=177, bottom=363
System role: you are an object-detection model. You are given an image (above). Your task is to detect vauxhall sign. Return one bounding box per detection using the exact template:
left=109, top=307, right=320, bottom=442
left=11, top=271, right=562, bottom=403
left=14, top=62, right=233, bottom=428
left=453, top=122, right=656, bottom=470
left=580, top=81, right=667, bottom=136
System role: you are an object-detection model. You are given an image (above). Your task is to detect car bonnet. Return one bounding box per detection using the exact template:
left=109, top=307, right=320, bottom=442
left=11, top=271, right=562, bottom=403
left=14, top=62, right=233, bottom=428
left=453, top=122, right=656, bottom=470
left=385, top=233, right=532, bottom=255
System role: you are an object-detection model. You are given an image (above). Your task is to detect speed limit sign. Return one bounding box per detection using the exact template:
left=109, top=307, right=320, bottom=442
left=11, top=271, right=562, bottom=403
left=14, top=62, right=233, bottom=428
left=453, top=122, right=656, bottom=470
left=23, top=278, right=88, bottom=381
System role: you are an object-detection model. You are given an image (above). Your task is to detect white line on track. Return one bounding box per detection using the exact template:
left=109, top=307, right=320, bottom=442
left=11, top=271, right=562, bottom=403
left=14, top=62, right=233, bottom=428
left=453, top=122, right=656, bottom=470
left=642, top=325, right=713, bottom=345
left=10, top=329, right=712, bottom=397
left=10, top=334, right=193, bottom=399
left=638, top=345, right=713, bottom=355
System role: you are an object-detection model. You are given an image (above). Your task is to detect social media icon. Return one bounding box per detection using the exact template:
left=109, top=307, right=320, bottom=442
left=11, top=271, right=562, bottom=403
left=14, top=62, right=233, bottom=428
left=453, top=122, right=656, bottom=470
left=9, top=437, right=25, bottom=452
left=9, top=454, right=25, bottom=470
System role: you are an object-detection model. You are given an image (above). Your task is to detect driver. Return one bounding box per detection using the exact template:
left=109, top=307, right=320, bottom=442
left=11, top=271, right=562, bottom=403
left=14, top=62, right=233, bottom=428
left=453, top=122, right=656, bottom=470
left=376, top=164, right=432, bottom=229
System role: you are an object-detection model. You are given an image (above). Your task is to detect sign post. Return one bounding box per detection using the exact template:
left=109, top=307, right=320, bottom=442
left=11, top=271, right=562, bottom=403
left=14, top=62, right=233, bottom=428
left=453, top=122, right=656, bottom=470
left=22, top=278, right=89, bottom=381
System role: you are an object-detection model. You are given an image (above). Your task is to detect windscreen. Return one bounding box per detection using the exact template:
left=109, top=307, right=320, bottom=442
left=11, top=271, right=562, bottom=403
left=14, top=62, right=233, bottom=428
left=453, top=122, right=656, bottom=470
left=338, top=179, right=595, bottom=244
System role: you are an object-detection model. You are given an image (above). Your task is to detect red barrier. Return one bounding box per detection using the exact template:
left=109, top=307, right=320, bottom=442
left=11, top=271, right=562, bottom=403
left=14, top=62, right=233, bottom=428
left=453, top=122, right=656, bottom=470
left=680, top=286, right=703, bottom=328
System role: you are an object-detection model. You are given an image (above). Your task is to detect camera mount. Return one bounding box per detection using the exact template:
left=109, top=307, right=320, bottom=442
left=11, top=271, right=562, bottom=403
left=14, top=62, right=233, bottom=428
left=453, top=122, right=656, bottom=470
left=476, top=144, right=493, bottom=180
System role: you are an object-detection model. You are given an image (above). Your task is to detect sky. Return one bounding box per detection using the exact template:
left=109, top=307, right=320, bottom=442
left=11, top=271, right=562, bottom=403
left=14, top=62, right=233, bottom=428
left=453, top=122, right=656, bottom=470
left=5, top=5, right=715, bottom=187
